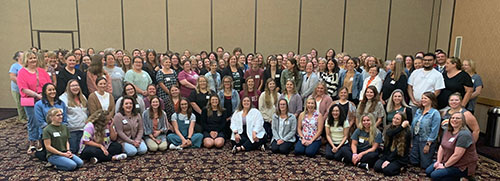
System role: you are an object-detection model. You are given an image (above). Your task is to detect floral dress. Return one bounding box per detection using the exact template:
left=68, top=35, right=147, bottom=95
left=301, top=111, right=321, bottom=141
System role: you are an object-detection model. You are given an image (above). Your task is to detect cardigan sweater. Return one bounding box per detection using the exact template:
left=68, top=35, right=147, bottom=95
left=87, top=91, right=115, bottom=118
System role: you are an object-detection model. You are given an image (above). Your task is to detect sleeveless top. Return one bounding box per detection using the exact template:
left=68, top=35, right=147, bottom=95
left=441, top=108, right=467, bottom=129
left=301, top=111, right=321, bottom=140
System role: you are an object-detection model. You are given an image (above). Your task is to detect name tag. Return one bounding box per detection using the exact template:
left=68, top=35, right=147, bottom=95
left=77, top=76, right=81, bottom=80
left=135, top=104, right=140, bottom=109
left=115, top=72, right=121, bottom=75
left=55, top=71, right=59, bottom=75
left=206, top=95, right=210, bottom=99
left=53, top=132, right=61, bottom=137
left=193, top=75, right=199, bottom=79
left=390, top=80, right=396, bottom=84
left=359, top=138, right=365, bottom=143
left=255, top=75, right=260, bottom=79
left=184, top=120, right=190, bottom=125
left=122, top=119, right=128, bottom=124
left=349, top=77, right=354, bottom=81
left=166, top=78, right=171, bottom=81
left=448, top=137, right=455, bottom=142
left=142, top=74, right=147, bottom=78
left=275, top=74, right=280, bottom=78
left=335, top=127, right=343, bottom=132
left=285, top=121, right=290, bottom=125
left=472, top=79, right=475, bottom=84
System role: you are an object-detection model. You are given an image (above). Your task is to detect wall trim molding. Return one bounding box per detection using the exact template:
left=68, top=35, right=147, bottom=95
left=478, top=97, right=500, bottom=107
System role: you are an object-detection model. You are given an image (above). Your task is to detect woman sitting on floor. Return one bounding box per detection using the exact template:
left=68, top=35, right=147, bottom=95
left=295, top=97, right=324, bottom=157
left=143, top=96, right=172, bottom=152
left=79, top=110, right=127, bottom=163
left=113, top=96, right=148, bottom=156
left=42, top=108, right=83, bottom=171
left=324, top=104, right=350, bottom=161
left=338, top=113, right=382, bottom=170
left=201, top=95, right=228, bottom=149
left=271, top=98, right=297, bottom=154
left=231, top=96, right=266, bottom=153
left=167, top=98, right=203, bottom=149
left=374, top=112, right=411, bottom=176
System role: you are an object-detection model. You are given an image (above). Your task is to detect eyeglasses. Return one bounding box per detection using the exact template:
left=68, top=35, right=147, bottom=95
left=423, top=59, right=434, bottom=61
left=56, top=114, right=63, bottom=117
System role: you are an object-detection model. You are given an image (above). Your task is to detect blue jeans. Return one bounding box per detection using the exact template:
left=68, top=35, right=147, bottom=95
left=24, top=106, right=40, bottom=141
left=425, top=162, right=467, bottom=181
left=167, top=133, right=203, bottom=148
left=409, top=137, right=437, bottom=168
left=47, top=155, right=83, bottom=171
left=294, top=140, right=321, bottom=157
left=69, top=131, right=83, bottom=154
left=122, top=141, right=147, bottom=156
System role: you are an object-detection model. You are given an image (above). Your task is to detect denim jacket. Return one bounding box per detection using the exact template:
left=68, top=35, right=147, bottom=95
left=339, top=70, right=363, bottom=100
left=34, top=99, right=68, bottom=128
left=411, top=108, right=441, bottom=142
left=217, top=89, right=240, bottom=112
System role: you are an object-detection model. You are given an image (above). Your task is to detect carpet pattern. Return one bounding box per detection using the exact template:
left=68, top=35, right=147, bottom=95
left=0, top=117, right=499, bottom=180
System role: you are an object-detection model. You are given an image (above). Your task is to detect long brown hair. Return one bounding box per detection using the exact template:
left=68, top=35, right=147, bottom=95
left=206, top=95, right=224, bottom=117
left=178, top=97, right=193, bottom=119
left=384, top=112, right=408, bottom=157
left=148, top=96, right=164, bottom=119
left=65, top=79, right=87, bottom=107
left=263, top=78, right=278, bottom=109
left=358, top=86, right=379, bottom=114
left=87, top=110, right=109, bottom=144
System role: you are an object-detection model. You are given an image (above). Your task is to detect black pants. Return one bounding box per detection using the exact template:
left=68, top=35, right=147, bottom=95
left=263, top=122, right=272, bottom=141
left=80, top=142, right=123, bottom=162
left=325, top=144, right=345, bottom=161
left=271, top=140, right=294, bottom=154
left=232, top=127, right=266, bottom=151
left=374, top=158, right=404, bottom=176
left=338, top=146, right=380, bottom=168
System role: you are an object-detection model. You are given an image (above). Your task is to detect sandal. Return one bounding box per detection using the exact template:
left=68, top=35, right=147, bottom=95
left=27, top=146, right=36, bottom=154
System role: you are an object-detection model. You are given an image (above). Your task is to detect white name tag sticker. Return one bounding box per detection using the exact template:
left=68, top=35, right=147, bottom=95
left=142, top=74, right=147, bottom=77
left=285, top=121, right=290, bottom=125
left=53, top=132, right=61, bottom=137
left=390, top=80, right=396, bottom=84
left=77, top=76, right=81, bottom=80
left=184, top=120, right=190, bottom=125
left=359, top=138, right=365, bottom=143
left=255, top=75, right=260, bottom=79
left=206, top=95, right=210, bottom=99
left=166, top=78, right=171, bottom=81
left=349, top=77, right=354, bottom=81
left=135, top=104, right=140, bottom=108
left=275, top=74, right=280, bottom=78
left=448, top=137, right=455, bottom=142
left=122, top=119, right=128, bottom=124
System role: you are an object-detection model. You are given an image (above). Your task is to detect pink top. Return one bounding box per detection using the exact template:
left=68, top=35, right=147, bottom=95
left=302, top=111, right=321, bottom=141
left=17, top=67, right=52, bottom=98
left=178, top=70, right=199, bottom=98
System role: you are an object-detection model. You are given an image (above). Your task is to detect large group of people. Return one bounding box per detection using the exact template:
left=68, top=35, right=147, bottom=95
left=9, top=46, right=482, bottom=180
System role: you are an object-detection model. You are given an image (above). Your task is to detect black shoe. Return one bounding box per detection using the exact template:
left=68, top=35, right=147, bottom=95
left=357, top=162, right=369, bottom=171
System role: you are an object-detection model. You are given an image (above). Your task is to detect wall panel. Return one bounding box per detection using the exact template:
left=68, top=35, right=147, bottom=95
left=387, top=0, right=433, bottom=59
left=436, top=0, right=454, bottom=53
left=0, top=0, right=32, bottom=108
left=123, top=0, right=167, bottom=51
left=39, top=33, right=74, bottom=51
left=168, top=0, right=211, bottom=53
left=213, top=0, right=254, bottom=54
left=78, top=0, right=123, bottom=51
left=256, top=0, right=300, bottom=57
left=300, top=0, right=344, bottom=57
left=31, top=0, right=77, bottom=31
left=344, top=0, right=390, bottom=58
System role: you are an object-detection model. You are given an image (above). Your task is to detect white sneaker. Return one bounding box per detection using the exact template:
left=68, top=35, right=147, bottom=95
left=169, top=144, right=183, bottom=150
left=113, top=153, right=127, bottom=160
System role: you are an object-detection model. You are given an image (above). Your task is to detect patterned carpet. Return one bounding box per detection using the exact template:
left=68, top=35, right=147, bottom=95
left=1, top=117, right=499, bottom=180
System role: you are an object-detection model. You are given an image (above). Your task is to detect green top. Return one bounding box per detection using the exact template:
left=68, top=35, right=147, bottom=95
left=42, top=124, right=70, bottom=158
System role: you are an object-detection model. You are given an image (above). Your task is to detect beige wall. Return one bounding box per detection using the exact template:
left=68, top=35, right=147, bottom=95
left=0, top=0, right=454, bottom=108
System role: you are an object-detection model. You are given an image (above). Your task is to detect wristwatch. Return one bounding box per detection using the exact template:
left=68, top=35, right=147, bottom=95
left=187, top=137, right=191, bottom=140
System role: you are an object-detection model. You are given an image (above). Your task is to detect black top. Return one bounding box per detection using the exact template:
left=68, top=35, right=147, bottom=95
left=380, top=125, right=411, bottom=165
left=142, top=62, right=158, bottom=84
left=381, top=73, right=408, bottom=101
left=437, top=71, right=473, bottom=109
left=189, top=89, right=215, bottom=125
left=56, top=67, right=89, bottom=97
left=223, top=96, right=233, bottom=114
left=261, top=68, right=282, bottom=92
left=199, top=68, right=209, bottom=76
left=201, top=109, right=228, bottom=132
left=221, top=67, right=245, bottom=92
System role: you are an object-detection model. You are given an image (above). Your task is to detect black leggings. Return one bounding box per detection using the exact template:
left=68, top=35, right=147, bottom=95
left=325, top=144, right=345, bottom=161
left=80, top=142, right=123, bottom=162
left=338, top=146, right=380, bottom=167
left=374, top=158, right=404, bottom=176
left=271, top=140, right=294, bottom=154
left=232, top=128, right=266, bottom=151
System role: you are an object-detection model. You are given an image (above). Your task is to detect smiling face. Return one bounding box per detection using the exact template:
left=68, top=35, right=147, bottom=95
left=147, top=85, right=156, bottom=96
left=123, top=56, right=131, bottom=66
left=286, top=81, right=294, bottom=93
left=338, top=88, right=348, bottom=100
left=170, top=86, right=179, bottom=97
left=315, top=84, right=325, bottom=96
left=278, top=99, right=288, bottom=112
left=445, top=58, right=456, bottom=72
left=125, top=85, right=136, bottom=96
left=210, top=96, right=219, bottom=108
left=306, top=99, right=316, bottom=112
left=82, top=56, right=91, bottom=66
left=97, top=79, right=107, bottom=92
left=151, top=98, right=160, bottom=109
left=448, top=95, right=461, bottom=109
left=65, top=55, right=77, bottom=68
left=199, top=77, right=208, bottom=89
left=162, top=58, right=171, bottom=69
left=229, top=56, right=237, bottom=66
left=133, top=57, right=143, bottom=70
left=362, top=116, right=371, bottom=129
left=180, top=99, right=189, bottom=112
left=392, top=92, right=403, bottom=105
left=106, top=54, right=115, bottom=66
left=368, top=66, right=378, bottom=78
left=267, top=81, right=276, bottom=91
left=69, top=81, right=80, bottom=95
left=346, top=59, right=355, bottom=70
left=26, top=53, right=38, bottom=68
left=223, top=77, right=232, bottom=89
left=45, top=84, right=57, bottom=99
left=147, top=52, right=155, bottom=62
left=421, top=94, right=431, bottom=107
left=414, top=58, right=423, bottom=69
left=123, top=98, right=134, bottom=113
left=183, top=60, right=191, bottom=71
left=242, top=97, right=251, bottom=109
left=305, top=62, right=313, bottom=73
left=51, top=110, right=63, bottom=124
left=450, top=113, right=464, bottom=129
left=331, top=106, right=340, bottom=119
left=392, top=113, right=402, bottom=126
left=365, top=88, right=375, bottom=100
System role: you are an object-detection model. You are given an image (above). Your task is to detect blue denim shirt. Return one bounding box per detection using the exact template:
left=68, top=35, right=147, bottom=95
left=205, top=71, right=221, bottom=93
left=35, top=99, right=68, bottom=128
left=217, top=89, right=240, bottom=112
left=339, top=70, right=363, bottom=100
left=411, top=108, right=440, bottom=142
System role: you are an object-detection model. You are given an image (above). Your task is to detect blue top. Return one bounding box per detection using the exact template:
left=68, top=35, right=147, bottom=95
left=35, top=99, right=68, bottom=128
left=339, top=70, right=363, bottom=100
left=467, top=74, right=483, bottom=112
left=9, top=63, right=23, bottom=92
left=411, top=108, right=440, bottom=142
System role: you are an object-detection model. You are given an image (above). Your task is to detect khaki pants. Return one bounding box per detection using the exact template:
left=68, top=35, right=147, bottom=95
left=11, top=90, right=27, bottom=122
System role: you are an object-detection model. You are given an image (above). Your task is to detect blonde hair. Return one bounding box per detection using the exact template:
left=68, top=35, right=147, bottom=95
left=302, top=97, right=317, bottom=115
left=86, top=110, right=109, bottom=144
left=195, top=75, right=209, bottom=93
left=311, top=81, right=327, bottom=98
left=392, top=58, right=406, bottom=81
left=23, top=51, right=37, bottom=67
left=463, top=59, right=476, bottom=74
left=65, top=79, right=87, bottom=107
left=46, top=108, right=62, bottom=124
left=358, top=113, right=380, bottom=145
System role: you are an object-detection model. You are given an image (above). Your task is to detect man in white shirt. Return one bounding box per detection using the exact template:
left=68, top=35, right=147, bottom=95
left=408, top=53, right=445, bottom=108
